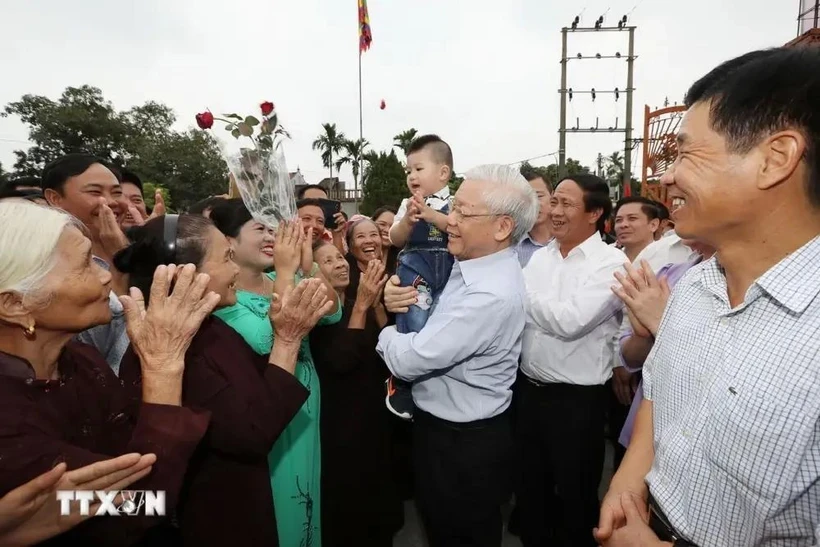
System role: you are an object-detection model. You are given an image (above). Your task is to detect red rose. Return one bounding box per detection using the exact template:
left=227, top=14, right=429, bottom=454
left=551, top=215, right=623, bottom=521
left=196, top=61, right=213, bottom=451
left=379, top=99, right=386, bottom=110
left=260, top=101, right=275, bottom=116
left=195, top=111, right=214, bottom=129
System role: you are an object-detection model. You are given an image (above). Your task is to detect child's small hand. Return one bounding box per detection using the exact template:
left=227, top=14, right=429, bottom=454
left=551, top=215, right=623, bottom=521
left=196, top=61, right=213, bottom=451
left=410, top=192, right=433, bottom=222
left=403, top=199, right=421, bottom=225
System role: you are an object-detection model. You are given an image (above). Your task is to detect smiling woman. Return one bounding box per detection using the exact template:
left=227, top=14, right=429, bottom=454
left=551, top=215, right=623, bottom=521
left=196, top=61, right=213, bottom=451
left=209, top=198, right=342, bottom=547
left=0, top=200, right=214, bottom=545
left=115, top=213, right=330, bottom=545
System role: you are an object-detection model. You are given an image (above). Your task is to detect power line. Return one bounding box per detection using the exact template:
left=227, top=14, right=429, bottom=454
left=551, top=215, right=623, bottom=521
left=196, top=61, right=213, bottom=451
left=504, top=150, right=560, bottom=167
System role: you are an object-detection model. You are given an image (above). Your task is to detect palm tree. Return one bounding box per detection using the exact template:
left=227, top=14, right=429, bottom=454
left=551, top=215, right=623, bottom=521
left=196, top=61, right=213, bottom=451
left=312, top=123, right=346, bottom=179
left=605, top=151, right=625, bottom=187
left=393, top=128, right=418, bottom=156
left=335, top=138, right=370, bottom=195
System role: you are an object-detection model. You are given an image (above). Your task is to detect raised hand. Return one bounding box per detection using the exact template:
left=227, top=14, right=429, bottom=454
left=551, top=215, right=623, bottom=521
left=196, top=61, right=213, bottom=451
left=269, top=278, right=334, bottom=344
left=410, top=192, right=433, bottom=222
left=147, top=191, right=167, bottom=220
left=120, top=264, right=221, bottom=372
left=299, top=220, right=315, bottom=275
left=612, top=260, right=671, bottom=338
left=356, top=259, right=388, bottom=309
left=0, top=454, right=155, bottom=546
left=94, top=199, right=130, bottom=259
left=331, top=212, right=347, bottom=234
left=124, top=204, right=146, bottom=227
left=273, top=220, right=303, bottom=276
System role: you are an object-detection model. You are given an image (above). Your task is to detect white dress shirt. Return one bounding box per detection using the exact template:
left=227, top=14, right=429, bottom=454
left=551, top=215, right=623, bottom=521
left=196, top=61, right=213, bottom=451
left=634, top=230, right=697, bottom=272
left=521, top=233, right=626, bottom=385
left=644, top=235, right=820, bottom=546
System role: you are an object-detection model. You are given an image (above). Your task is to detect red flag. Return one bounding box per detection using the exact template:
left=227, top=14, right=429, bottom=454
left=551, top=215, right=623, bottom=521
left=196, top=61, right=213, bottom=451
left=359, top=0, right=372, bottom=53
left=623, top=179, right=632, bottom=197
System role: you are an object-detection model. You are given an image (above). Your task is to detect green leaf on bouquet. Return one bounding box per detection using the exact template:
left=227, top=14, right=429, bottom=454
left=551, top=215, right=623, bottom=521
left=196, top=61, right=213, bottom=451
left=231, top=128, right=241, bottom=139
left=244, top=116, right=260, bottom=127
left=260, top=120, right=271, bottom=135
left=223, top=113, right=243, bottom=121
left=225, top=124, right=235, bottom=131
left=237, top=122, right=253, bottom=137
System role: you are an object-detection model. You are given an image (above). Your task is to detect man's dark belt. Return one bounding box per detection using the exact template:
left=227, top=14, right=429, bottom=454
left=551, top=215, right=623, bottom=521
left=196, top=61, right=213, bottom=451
left=648, top=495, right=698, bottom=546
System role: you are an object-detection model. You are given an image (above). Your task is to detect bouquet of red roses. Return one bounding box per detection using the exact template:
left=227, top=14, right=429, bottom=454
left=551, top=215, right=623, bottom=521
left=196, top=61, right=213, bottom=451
left=196, top=101, right=296, bottom=226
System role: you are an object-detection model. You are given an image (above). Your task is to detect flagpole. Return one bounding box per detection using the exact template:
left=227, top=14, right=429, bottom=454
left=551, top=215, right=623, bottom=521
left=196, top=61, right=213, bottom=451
left=357, top=47, right=363, bottom=213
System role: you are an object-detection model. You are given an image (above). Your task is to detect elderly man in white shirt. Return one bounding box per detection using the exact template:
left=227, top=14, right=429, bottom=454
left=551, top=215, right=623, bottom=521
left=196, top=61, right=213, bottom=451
left=517, top=173, right=625, bottom=547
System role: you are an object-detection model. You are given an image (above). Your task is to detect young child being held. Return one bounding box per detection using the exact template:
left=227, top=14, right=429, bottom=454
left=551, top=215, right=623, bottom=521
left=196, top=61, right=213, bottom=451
left=385, top=134, right=455, bottom=420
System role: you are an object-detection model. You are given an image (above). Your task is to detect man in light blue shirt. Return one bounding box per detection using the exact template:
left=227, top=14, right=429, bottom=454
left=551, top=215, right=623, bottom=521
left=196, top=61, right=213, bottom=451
left=379, top=164, right=537, bottom=547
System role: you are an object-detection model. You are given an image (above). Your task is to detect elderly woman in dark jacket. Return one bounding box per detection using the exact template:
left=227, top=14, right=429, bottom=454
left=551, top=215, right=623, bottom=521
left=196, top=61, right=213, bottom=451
left=116, top=214, right=332, bottom=546
left=310, top=220, right=404, bottom=547
left=0, top=200, right=212, bottom=545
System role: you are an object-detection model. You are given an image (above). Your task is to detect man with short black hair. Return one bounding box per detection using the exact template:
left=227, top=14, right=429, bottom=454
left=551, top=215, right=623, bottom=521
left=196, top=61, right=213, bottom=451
left=41, top=153, right=130, bottom=374
left=297, top=184, right=328, bottom=200
left=613, top=197, right=660, bottom=262
left=41, top=153, right=128, bottom=262
left=518, top=174, right=625, bottom=547
left=119, top=168, right=149, bottom=228
left=597, top=46, right=820, bottom=547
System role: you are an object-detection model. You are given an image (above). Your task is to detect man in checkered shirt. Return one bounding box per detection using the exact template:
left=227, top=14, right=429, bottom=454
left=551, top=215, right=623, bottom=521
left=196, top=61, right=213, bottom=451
left=595, top=47, right=820, bottom=546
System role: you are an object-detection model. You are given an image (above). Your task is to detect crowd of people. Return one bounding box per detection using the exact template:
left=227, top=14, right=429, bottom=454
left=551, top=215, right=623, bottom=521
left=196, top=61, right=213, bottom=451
left=0, top=45, right=817, bottom=547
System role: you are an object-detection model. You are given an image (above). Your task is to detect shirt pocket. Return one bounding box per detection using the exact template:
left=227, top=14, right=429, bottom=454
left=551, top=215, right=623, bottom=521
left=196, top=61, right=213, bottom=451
left=703, top=380, right=816, bottom=505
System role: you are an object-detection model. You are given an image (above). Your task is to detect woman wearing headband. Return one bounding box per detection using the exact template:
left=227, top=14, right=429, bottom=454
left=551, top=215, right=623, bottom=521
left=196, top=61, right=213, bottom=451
left=115, top=213, right=333, bottom=545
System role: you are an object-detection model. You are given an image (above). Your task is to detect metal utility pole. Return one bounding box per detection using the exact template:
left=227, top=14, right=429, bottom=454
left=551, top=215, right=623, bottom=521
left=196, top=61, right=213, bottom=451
left=623, top=27, right=635, bottom=195
left=558, top=29, right=568, bottom=177
left=557, top=15, right=637, bottom=194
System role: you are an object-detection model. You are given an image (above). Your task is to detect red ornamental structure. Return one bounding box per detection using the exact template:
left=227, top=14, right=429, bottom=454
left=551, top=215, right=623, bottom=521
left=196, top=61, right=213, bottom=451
left=640, top=102, right=685, bottom=205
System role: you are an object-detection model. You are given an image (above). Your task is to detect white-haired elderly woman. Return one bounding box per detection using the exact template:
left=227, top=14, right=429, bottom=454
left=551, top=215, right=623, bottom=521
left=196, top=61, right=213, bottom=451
left=376, top=164, right=538, bottom=547
left=0, top=200, right=216, bottom=544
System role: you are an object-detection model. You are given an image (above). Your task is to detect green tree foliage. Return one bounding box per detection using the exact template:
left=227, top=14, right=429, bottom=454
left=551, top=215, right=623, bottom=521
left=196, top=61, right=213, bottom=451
left=518, top=158, right=590, bottom=189
left=393, top=128, right=418, bottom=157
left=0, top=162, right=8, bottom=186
left=2, top=85, right=228, bottom=208
left=312, top=123, right=346, bottom=179
left=335, top=138, right=370, bottom=194
left=360, top=150, right=407, bottom=215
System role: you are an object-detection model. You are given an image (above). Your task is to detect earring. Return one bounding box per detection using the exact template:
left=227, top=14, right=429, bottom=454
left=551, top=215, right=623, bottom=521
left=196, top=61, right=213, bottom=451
left=25, top=324, right=35, bottom=337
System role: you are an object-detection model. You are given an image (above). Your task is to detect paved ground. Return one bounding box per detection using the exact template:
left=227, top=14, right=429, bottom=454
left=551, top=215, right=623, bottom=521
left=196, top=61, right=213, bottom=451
left=393, top=443, right=615, bottom=546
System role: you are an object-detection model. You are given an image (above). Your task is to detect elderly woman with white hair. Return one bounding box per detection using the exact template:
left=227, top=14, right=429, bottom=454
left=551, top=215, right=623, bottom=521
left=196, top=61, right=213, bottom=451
left=0, top=200, right=215, bottom=544
left=377, top=164, right=538, bottom=547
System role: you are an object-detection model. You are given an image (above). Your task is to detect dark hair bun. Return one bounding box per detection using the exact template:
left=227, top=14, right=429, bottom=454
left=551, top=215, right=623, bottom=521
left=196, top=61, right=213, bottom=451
left=112, top=227, right=164, bottom=275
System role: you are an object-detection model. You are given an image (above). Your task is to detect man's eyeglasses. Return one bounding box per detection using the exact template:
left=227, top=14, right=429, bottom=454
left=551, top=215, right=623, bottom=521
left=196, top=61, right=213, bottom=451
left=450, top=206, right=497, bottom=223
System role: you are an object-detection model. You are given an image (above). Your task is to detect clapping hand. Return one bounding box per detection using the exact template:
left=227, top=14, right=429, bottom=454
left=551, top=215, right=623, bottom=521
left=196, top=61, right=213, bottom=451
left=356, top=260, right=388, bottom=309
left=269, top=278, right=335, bottom=344
left=273, top=220, right=304, bottom=277
left=299, top=220, right=315, bottom=275
left=409, top=192, right=434, bottom=222
left=0, top=454, right=155, bottom=546
left=94, top=199, right=130, bottom=259
left=147, top=191, right=167, bottom=220
left=120, top=264, right=221, bottom=373
left=612, top=260, right=670, bottom=338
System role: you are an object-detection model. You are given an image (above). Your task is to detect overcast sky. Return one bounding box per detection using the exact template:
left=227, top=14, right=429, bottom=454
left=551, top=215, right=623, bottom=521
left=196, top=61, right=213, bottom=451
left=0, top=0, right=800, bottom=189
